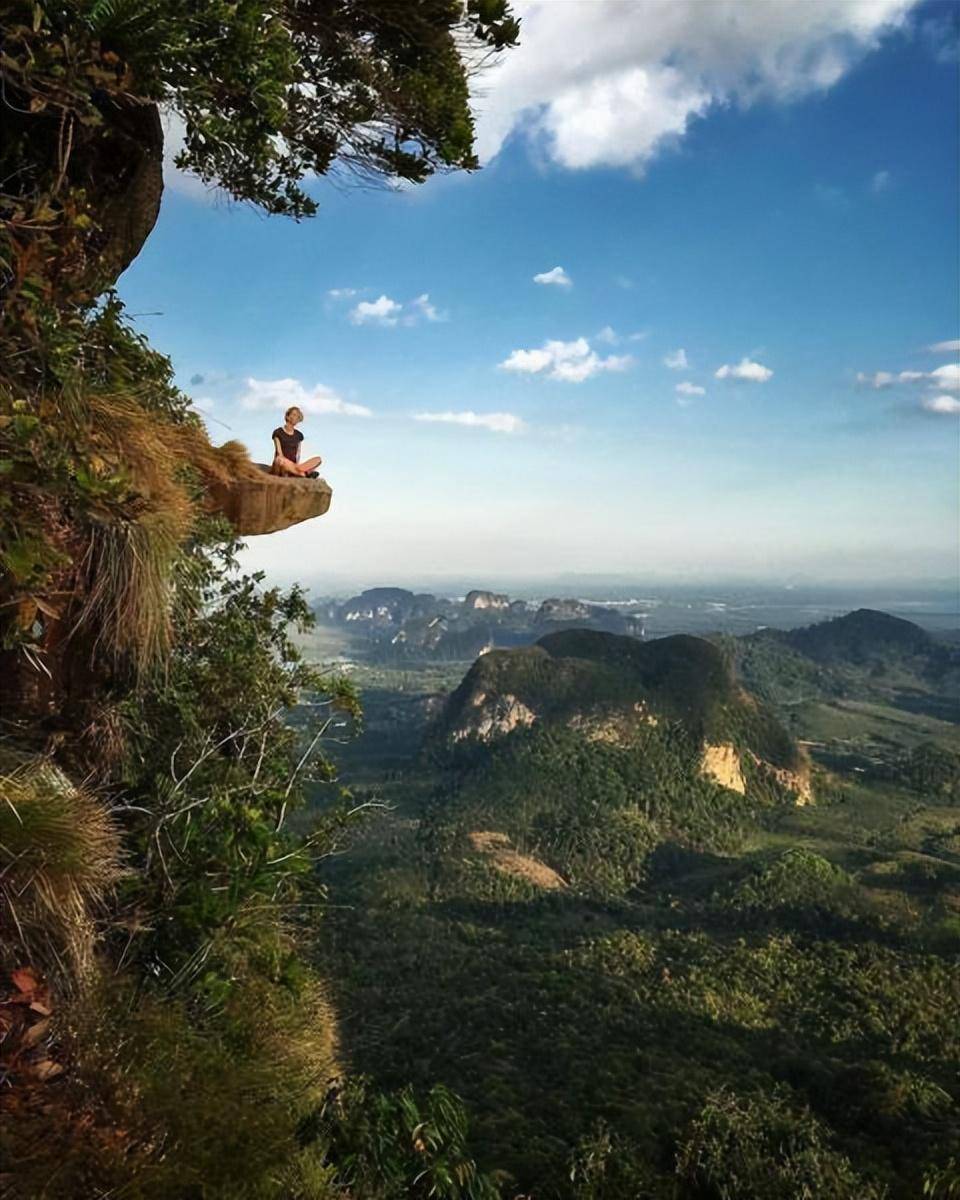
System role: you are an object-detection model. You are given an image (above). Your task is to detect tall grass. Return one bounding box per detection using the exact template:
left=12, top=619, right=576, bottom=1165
left=0, top=750, right=121, bottom=984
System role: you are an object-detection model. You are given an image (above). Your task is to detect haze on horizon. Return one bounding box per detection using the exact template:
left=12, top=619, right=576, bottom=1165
left=118, top=0, right=960, bottom=589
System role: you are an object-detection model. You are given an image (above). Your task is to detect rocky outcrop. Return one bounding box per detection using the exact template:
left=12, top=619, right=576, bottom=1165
left=205, top=465, right=332, bottom=536
left=536, top=597, right=591, bottom=624
left=451, top=691, right=536, bottom=742
left=750, top=752, right=815, bottom=805
left=701, top=743, right=746, bottom=794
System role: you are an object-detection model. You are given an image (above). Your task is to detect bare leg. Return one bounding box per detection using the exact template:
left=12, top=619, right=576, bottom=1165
left=272, top=456, right=302, bottom=476
left=298, top=455, right=323, bottom=474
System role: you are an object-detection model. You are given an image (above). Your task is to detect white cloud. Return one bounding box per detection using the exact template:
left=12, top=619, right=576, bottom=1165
left=857, top=364, right=960, bottom=400
left=239, top=377, right=372, bottom=417
left=922, top=395, right=960, bottom=414
left=931, top=363, right=960, bottom=391
left=856, top=370, right=895, bottom=388
left=855, top=369, right=927, bottom=388
left=413, top=410, right=526, bottom=434
left=929, top=338, right=960, bottom=353
left=349, top=295, right=403, bottom=326
left=409, top=293, right=445, bottom=322
left=500, top=336, right=633, bottom=383
left=474, top=1, right=913, bottom=172
left=596, top=325, right=619, bottom=345
left=870, top=169, right=891, bottom=192
left=628, top=330, right=651, bottom=342
left=343, top=292, right=447, bottom=326
left=676, top=381, right=705, bottom=396
left=533, top=266, right=573, bottom=288
left=715, top=357, right=773, bottom=383
left=664, top=347, right=689, bottom=370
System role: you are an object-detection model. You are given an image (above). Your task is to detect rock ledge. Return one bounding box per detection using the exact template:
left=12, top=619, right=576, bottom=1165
left=206, top=465, right=332, bottom=536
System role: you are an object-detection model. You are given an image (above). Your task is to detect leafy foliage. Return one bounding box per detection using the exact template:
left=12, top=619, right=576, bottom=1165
left=302, top=1078, right=500, bottom=1199
left=675, top=1086, right=885, bottom=1199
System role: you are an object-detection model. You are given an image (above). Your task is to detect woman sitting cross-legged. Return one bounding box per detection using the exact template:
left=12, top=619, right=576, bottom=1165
left=271, top=405, right=323, bottom=477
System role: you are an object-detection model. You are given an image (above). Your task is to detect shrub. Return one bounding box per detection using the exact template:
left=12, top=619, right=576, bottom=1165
left=722, top=849, right=855, bottom=918
left=675, top=1086, right=885, bottom=1199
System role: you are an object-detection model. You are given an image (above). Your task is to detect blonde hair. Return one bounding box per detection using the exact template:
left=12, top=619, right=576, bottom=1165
left=284, top=406, right=304, bottom=422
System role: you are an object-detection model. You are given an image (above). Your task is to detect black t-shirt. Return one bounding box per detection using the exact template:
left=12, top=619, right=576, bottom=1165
left=272, top=426, right=303, bottom=462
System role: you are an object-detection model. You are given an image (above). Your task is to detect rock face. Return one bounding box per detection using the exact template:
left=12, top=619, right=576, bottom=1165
left=205, top=465, right=332, bottom=536
left=452, top=690, right=536, bottom=742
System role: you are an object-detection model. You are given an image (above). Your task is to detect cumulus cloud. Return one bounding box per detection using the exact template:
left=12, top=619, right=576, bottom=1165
left=715, top=357, right=773, bottom=383
left=929, top=338, right=960, bottom=353
left=328, top=287, right=358, bottom=299
left=664, top=347, right=689, bottom=370
left=500, top=336, right=633, bottom=383
left=596, top=325, right=619, bottom=345
left=239, top=377, right=372, bottom=417
left=676, top=381, right=705, bottom=396
left=922, top=395, right=960, bottom=414
left=533, top=266, right=573, bottom=288
left=349, top=295, right=403, bottom=326
left=474, top=1, right=913, bottom=172
left=413, top=410, right=526, bottom=434
left=870, top=169, right=892, bottom=193
left=931, top=363, right=960, bottom=391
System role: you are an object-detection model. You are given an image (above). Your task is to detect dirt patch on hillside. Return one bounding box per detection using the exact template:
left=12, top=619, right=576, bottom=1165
left=468, top=831, right=566, bottom=890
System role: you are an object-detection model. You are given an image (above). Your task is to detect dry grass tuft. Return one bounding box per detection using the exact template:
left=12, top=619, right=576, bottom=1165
left=71, top=395, right=260, bottom=670
left=0, top=750, right=122, bottom=985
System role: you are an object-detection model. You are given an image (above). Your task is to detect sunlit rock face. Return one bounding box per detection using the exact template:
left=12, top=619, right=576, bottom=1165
left=206, top=465, right=332, bottom=536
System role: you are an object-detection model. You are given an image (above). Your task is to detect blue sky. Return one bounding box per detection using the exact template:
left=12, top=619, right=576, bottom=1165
left=118, top=0, right=959, bottom=590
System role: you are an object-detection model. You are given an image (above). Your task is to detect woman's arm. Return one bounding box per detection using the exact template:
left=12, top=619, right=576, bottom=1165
left=273, top=436, right=284, bottom=461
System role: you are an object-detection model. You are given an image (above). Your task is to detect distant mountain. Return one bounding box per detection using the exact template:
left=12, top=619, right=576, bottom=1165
left=785, top=608, right=936, bottom=665
left=734, top=608, right=958, bottom=719
left=316, top=586, right=641, bottom=661
left=463, top=589, right=510, bottom=611
left=337, top=587, right=445, bottom=625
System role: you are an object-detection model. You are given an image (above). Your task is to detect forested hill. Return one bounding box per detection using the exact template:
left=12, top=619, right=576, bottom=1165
left=438, top=627, right=801, bottom=773
left=783, top=608, right=939, bottom=663
left=732, top=608, right=959, bottom=719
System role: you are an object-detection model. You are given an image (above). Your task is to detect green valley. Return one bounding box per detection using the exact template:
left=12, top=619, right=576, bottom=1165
left=307, top=609, right=960, bottom=1198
